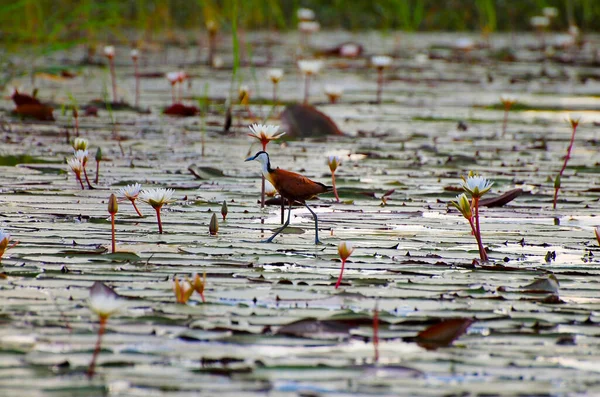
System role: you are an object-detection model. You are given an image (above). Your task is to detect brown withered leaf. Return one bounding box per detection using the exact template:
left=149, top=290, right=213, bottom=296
left=407, top=318, right=474, bottom=350
left=480, top=188, right=524, bottom=207
left=164, top=103, right=199, bottom=117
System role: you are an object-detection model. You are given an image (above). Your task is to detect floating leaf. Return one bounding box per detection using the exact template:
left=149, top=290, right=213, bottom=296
left=408, top=318, right=474, bottom=350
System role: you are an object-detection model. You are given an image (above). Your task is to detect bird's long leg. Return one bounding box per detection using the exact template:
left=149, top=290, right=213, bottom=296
left=263, top=200, right=292, bottom=243
left=304, top=203, right=321, bottom=244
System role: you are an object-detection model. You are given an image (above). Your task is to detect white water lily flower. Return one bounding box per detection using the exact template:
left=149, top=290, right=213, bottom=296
left=298, top=59, right=323, bottom=76
left=89, top=281, right=124, bottom=319
left=104, top=45, right=115, bottom=58
left=500, top=94, right=517, bottom=105
left=461, top=176, right=494, bottom=198
left=324, top=84, right=343, bottom=96
left=74, top=149, right=89, bottom=163
left=268, top=69, right=284, bottom=84
left=130, top=49, right=139, bottom=59
left=166, top=71, right=179, bottom=84
left=139, top=188, right=176, bottom=208
left=118, top=183, right=142, bottom=200
left=248, top=124, right=285, bottom=147
left=297, top=8, right=315, bottom=21
left=72, top=137, right=89, bottom=151
left=530, top=16, right=550, bottom=28
left=371, top=55, right=393, bottom=68
left=299, top=21, right=320, bottom=33
left=340, top=43, right=360, bottom=58
left=543, top=7, right=558, bottom=18
left=67, top=157, right=83, bottom=174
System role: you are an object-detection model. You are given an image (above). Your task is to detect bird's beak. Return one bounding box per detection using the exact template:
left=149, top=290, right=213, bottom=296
left=245, top=155, right=254, bottom=162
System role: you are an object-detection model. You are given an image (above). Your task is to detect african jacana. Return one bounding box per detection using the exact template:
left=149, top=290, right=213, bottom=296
left=246, top=151, right=330, bottom=244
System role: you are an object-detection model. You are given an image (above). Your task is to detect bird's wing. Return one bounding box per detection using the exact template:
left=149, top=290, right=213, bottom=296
left=271, top=169, right=329, bottom=201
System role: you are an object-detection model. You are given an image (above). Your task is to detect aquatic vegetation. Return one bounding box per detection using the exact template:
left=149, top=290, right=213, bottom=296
left=87, top=282, right=124, bottom=378
left=94, top=148, right=102, bottom=184
left=104, top=46, right=117, bottom=103
left=118, top=183, right=143, bottom=217
left=267, top=69, right=283, bottom=104
left=173, top=277, right=194, bottom=304
left=221, top=200, right=228, bottom=221
left=450, top=174, right=494, bottom=262
left=499, top=94, right=517, bottom=136
left=139, top=188, right=176, bottom=234
left=209, top=213, right=219, bottom=235
left=371, top=55, right=392, bottom=104
left=324, top=84, right=343, bottom=104
left=131, top=49, right=140, bottom=108
left=107, top=193, right=118, bottom=253
left=553, top=115, right=581, bottom=209
left=298, top=59, right=323, bottom=105
left=67, top=157, right=84, bottom=190
left=327, top=155, right=341, bottom=202
left=335, top=241, right=354, bottom=289
left=0, top=229, right=15, bottom=262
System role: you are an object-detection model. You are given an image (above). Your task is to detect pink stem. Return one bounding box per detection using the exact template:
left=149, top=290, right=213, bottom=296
left=155, top=206, right=163, bottom=234
left=335, top=259, right=346, bottom=289
left=332, top=172, right=339, bottom=202
left=83, top=166, right=94, bottom=189
left=131, top=199, right=143, bottom=217
left=87, top=316, right=107, bottom=379
left=171, top=84, right=176, bottom=104
left=553, top=124, right=578, bottom=209
left=94, top=160, right=100, bottom=184
left=111, top=214, right=116, bottom=253
left=76, top=174, right=85, bottom=190
left=260, top=142, right=267, bottom=208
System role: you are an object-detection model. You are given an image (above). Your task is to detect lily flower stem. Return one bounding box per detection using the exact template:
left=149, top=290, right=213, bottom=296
left=130, top=200, right=143, bottom=217
left=373, top=303, right=379, bottom=363
left=303, top=74, right=311, bottom=105
left=171, top=84, right=176, bottom=105
left=272, top=83, right=278, bottom=106
left=110, top=214, right=116, bottom=253
left=332, top=172, right=340, bottom=202
left=83, top=167, right=94, bottom=189
left=335, top=259, right=346, bottom=289
left=75, top=116, right=79, bottom=137
left=87, top=316, right=107, bottom=379
left=376, top=68, right=384, bottom=104
left=553, top=123, right=578, bottom=209
left=133, top=58, right=140, bottom=108
left=467, top=198, right=488, bottom=261
left=200, top=292, right=205, bottom=303
left=260, top=142, right=267, bottom=208
left=109, top=59, right=117, bottom=103
left=178, top=82, right=183, bottom=103
left=94, top=160, right=100, bottom=184
left=77, top=174, right=85, bottom=190
left=155, top=207, right=163, bottom=234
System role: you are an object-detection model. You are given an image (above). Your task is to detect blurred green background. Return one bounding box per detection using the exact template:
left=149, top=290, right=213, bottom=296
left=0, top=0, right=596, bottom=49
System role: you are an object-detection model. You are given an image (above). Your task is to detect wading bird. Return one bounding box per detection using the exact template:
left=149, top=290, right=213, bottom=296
left=246, top=151, right=330, bottom=244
